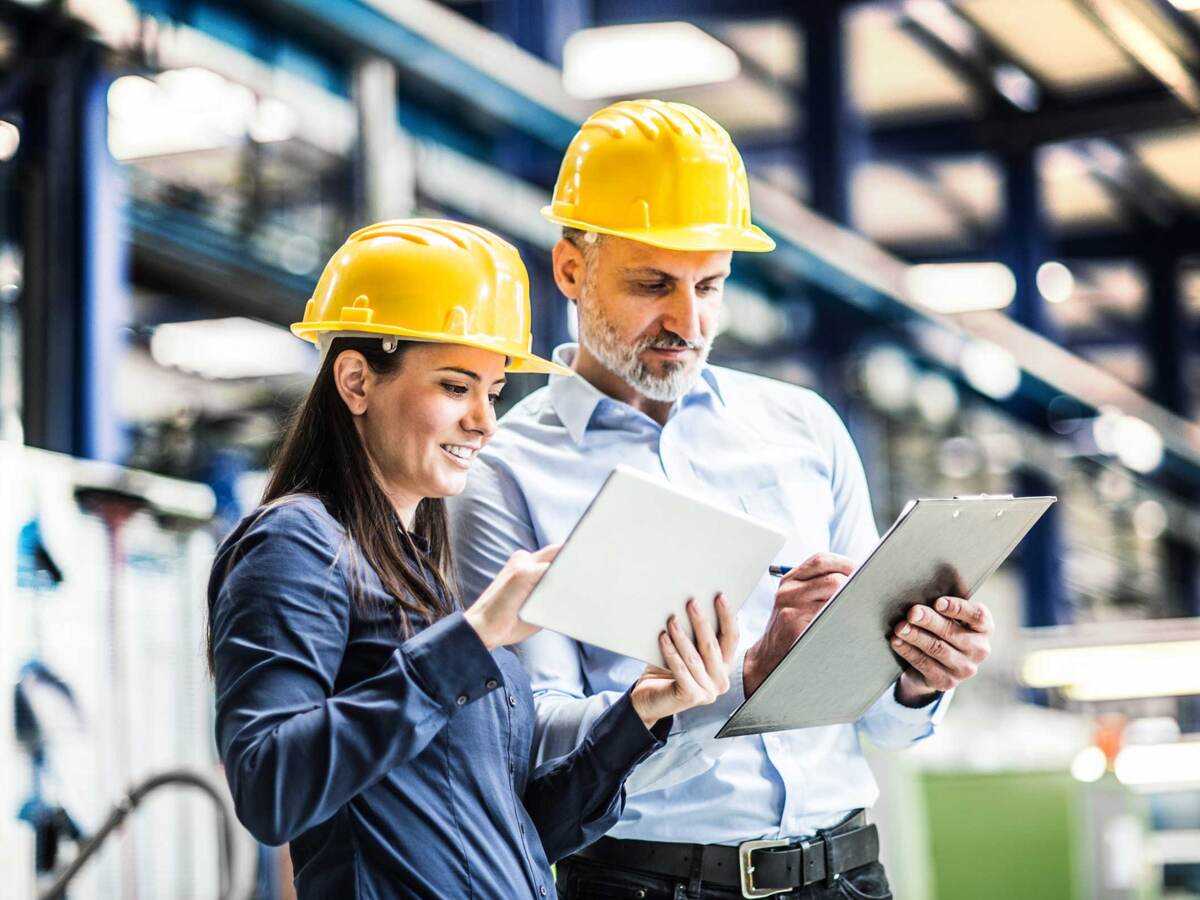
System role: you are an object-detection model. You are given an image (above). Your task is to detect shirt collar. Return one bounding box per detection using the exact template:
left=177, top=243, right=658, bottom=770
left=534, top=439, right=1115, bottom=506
left=547, top=343, right=725, bottom=446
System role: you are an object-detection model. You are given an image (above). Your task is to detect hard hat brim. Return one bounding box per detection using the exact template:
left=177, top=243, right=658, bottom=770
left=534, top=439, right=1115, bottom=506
left=542, top=208, right=776, bottom=253
left=291, top=322, right=575, bottom=378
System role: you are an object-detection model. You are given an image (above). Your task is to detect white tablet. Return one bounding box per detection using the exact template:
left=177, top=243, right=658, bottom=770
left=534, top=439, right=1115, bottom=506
left=518, top=465, right=787, bottom=667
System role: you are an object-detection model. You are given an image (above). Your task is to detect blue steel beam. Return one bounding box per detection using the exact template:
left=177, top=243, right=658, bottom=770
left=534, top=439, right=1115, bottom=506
left=252, top=0, right=582, bottom=148
left=869, top=82, right=1189, bottom=156
left=15, top=24, right=93, bottom=456
left=801, top=0, right=857, bottom=227
left=80, top=71, right=130, bottom=463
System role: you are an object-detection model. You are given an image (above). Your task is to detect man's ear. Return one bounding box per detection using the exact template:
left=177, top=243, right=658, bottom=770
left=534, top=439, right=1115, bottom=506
left=333, top=350, right=371, bottom=416
left=552, top=237, right=585, bottom=304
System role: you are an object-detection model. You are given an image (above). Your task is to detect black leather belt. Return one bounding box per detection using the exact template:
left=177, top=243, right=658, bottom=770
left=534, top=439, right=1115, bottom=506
left=572, top=811, right=879, bottom=898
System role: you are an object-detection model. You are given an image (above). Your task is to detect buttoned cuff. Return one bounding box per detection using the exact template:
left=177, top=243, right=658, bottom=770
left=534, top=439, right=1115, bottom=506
left=587, top=690, right=670, bottom=773
left=881, top=679, right=950, bottom=724
left=403, top=611, right=504, bottom=712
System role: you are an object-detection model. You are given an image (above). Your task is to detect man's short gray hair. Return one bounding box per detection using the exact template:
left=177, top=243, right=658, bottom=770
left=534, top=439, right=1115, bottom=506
left=562, top=227, right=603, bottom=266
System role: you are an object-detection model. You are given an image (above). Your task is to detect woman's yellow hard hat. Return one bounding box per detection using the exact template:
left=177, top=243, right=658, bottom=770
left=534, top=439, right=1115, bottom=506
left=542, top=99, right=775, bottom=253
left=292, top=219, right=573, bottom=377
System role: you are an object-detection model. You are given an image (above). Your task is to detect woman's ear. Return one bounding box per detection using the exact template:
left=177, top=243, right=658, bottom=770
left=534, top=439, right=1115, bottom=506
left=333, top=350, right=371, bottom=416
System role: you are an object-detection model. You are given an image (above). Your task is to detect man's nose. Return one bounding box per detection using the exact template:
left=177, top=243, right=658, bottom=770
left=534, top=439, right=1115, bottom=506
left=660, top=288, right=702, bottom=343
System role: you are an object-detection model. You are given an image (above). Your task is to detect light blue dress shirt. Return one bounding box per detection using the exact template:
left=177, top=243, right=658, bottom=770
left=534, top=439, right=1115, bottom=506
left=449, top=344, right=949, bottom=845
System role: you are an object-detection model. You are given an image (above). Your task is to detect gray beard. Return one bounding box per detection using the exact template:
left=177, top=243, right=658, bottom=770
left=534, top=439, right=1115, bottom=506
left=577, top=297, right=710, bottom=403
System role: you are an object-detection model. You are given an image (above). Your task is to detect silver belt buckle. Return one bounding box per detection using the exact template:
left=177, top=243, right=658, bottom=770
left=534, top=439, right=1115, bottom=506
left=738, top=838, right=791, bottom=898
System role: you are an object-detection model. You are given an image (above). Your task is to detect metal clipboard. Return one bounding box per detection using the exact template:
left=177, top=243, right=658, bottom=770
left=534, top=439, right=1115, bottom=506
left=716, top=494, right=1056, bottom=738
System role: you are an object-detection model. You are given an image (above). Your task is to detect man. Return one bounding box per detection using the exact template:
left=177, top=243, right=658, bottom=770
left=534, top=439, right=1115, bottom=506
left=449, top=99, right=994, bottom=899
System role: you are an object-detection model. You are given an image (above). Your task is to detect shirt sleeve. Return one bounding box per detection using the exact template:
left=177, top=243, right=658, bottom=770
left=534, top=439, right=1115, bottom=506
left=808, top=396, right=953, bottom=748
left=809, top=394, right=880, bottom=564
left=449, top=458, right=611, bottom=763
left=210, top=502, right=503, bottom=846
left=856, top=682, right=953, bottom=749
left=522, top=691, right=669, bottom=863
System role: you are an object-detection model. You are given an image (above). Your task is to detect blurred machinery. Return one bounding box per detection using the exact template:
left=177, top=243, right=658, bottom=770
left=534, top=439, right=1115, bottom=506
left=0, top=442, right=255, bottom=899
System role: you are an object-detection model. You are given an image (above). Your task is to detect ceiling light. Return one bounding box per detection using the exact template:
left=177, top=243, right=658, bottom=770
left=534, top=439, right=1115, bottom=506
left=1112, top=415, right=1163, bottom=474
left=107, top=68, right=259, bottom=160
left=563, top=22, right=740, bottom=99
left=860, top=347, right=915, bottom=413
left=1070, top=746, right=1108, bottom=783
left=906, top=262, right=1016, bottom=314
left=1036, top=261, right=1074, bottom=304
left=1021, top=640, right=1200, bottom=700
left=961, top=340, right=1021, bottom=400
left=250, top=97, right=298, bottom=143
left=0, top=120, right=19, bottom=161
left=150, top=317, right=316, bottom=380
left=1115, top=742, right=1200, bottom=788
left=1133, top=500, right=1167, bottom=541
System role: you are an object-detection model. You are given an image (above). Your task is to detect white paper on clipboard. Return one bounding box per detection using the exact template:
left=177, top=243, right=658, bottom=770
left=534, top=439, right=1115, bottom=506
left=716, top=494, right=1056, bottom=737
left=518, top=465, right=788, bottom=667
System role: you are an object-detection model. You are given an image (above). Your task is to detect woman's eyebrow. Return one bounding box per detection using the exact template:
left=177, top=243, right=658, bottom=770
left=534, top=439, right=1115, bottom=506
left=437, top=366, right=506, bottom=386
left=436, top=366, right=480, bottom=381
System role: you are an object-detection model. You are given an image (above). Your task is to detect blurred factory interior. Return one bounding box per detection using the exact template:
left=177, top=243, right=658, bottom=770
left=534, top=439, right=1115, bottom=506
left=1, top=0, right=1199, bottom=897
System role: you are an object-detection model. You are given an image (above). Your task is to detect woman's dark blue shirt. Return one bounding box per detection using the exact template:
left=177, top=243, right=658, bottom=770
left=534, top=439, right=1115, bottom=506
left=208, top=495, right=667, bottom=899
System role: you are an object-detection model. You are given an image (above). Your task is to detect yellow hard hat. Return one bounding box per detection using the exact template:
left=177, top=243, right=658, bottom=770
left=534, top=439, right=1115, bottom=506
left=292, top=219, right=573, bottom=377
left=542, top=99, right=775, bottom=253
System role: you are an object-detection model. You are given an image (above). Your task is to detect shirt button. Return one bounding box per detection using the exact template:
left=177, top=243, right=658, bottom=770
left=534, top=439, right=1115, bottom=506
left=508, top=695, right=517, bottom=707
left=539, top=887, right=547, bottom=896
left=455, top=695, right=467, bottom=706
left=485, top=678, right=499, bottom=690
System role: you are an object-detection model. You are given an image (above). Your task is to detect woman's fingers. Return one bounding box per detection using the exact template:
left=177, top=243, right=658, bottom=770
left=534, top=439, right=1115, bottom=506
left=668, top=611, right=716, bottom=695
left=658, top=630, right=694, bottom=692
left=686, top=599, right=731, bottom=693
left=714, top=593, right=739, bottom=664
left=530, top=543, right=561, bottom=563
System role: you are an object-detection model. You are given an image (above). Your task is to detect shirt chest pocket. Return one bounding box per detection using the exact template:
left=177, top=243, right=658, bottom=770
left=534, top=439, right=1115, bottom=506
left=738, top=477, right=834, bottom=566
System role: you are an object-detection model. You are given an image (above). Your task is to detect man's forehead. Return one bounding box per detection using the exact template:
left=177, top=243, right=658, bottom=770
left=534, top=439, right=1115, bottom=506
left=605, top=238, right=732, bottom=279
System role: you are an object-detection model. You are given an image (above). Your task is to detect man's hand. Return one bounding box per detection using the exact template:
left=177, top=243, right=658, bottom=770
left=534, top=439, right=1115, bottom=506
left=891, top=595, right=993, bottom=706
left=743, top=552, right=855, bottom=697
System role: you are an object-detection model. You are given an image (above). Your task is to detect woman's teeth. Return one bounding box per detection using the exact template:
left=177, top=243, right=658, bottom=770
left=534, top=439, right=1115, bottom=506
left=442, top=444, right=477, bottom=461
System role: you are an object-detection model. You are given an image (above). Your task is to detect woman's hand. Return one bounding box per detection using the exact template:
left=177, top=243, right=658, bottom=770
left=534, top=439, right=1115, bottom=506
left=464, top=545, right=559, bottom=650
left=631, top=594, right=739, bottom=730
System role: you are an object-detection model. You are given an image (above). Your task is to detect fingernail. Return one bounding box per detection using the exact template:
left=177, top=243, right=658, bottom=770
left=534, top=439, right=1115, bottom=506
left=936, top=597, right=949, bottom=611
left=912, top=607, right=924, bottom=622
left=892, top=639, right=903, bottom=648
left=900, top=624, right=911, bottom=636
left=668, top=614, right=677, bottom=627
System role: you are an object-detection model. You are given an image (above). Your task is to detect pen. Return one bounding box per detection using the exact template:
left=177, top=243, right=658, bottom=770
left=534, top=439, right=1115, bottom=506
left=768, top=565, right=794, bottom=577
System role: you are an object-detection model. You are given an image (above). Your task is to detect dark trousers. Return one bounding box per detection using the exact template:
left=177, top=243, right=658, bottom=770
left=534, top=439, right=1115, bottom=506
left=555, top=854, right=893, bottom=900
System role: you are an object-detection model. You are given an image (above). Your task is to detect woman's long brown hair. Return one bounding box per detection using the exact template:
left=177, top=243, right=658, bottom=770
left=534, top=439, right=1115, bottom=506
left=206, top=337, right=458, bottom=672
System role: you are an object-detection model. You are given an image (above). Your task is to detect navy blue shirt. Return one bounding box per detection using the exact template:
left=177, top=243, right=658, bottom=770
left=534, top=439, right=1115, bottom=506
left=209, top=495, right=667, bottom=899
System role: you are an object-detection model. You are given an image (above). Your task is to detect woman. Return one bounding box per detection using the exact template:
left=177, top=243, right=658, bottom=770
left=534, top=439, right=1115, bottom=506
left=207, top=220, right=737, bottom=899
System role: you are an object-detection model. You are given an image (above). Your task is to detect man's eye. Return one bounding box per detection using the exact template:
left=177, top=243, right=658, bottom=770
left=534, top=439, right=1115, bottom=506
left=698, top=283, right=722, bottom=295
left=488, top=394, right=501, bottom=406
left=639, top=282, right=668, bottom=292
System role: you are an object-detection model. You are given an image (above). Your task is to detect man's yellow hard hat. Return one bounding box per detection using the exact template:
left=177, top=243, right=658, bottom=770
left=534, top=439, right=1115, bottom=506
left=292, top=219, right=573, bottom=377
left=542, top=99, right=775, bottom=253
